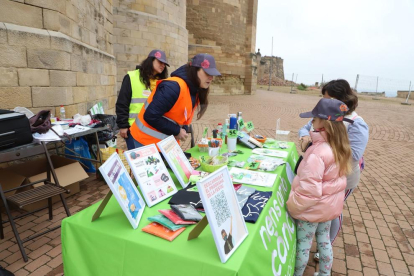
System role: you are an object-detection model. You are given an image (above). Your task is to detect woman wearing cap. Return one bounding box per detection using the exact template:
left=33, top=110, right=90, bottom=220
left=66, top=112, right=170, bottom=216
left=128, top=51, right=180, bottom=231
left=116, top=49, right=169, bottom=150
left=129, top=53, right=221, bottom=148
left=298, top=79, right=369, bottom=261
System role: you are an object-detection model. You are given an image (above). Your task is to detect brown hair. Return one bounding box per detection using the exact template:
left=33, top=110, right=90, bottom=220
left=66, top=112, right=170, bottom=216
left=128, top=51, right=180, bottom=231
left=136, top=57, right=168, bottom=89
left=186, top=65, right=210, bottom=120
left=323, top=120, right=352, bottom=176
left=322, top=79, right=358, bottom=114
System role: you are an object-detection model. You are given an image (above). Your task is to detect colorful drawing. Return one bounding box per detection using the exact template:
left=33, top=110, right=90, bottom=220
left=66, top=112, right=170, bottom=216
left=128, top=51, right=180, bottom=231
left=158, top=136, right=198, bottom=188
left=229, top=167, right=277, bottom=188
left=99, top=153, right=145, bottom=229
left=124, top=144, right=177, bottom=207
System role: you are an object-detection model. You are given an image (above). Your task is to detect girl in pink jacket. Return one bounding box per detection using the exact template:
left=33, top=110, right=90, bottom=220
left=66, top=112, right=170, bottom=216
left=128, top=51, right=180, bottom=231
left=287, top=98, right=352, bottom=276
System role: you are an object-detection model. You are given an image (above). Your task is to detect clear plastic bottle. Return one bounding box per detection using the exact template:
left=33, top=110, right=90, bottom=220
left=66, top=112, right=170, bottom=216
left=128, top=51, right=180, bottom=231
left=60, top=105, right=66, bottom=119
left=237, top=111, right=243, bottom=130
left=217, top=123, right=223, bottom=135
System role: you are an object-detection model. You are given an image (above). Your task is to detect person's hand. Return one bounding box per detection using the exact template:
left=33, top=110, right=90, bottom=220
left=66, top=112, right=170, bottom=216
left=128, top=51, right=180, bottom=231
left=299, top=135, right=311, bottom=152
left=120, top=128, right=129, bottom=139
left=175, top=128, right=188, bottom=141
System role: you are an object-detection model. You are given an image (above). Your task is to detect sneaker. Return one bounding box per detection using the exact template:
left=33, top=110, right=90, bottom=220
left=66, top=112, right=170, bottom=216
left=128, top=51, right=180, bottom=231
left=314, top=252, right=319, bottom=262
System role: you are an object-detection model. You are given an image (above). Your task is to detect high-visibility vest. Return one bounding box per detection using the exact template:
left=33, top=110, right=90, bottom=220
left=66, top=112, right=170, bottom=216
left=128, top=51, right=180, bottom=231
left=130, top=77, right=198, bottom=146
left=127, top=70, right=151, bottom=126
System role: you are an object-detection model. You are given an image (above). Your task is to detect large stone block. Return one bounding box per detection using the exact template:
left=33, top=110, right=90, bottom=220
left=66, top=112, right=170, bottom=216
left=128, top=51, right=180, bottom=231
left=18, top=68, right=50, bottom=87
left=71, top=54, right=87, bottom=73
left=0, top=45, right=27, bottom=67
left=49, top=31, right=73, bottom=53
left=108, top=95, right=117, bottom=109
left=0, top=67, right=18, bottom=87
left=0, top=23, right=6, bottom=44
left=43, top=9, right=60, bottom=31
left=0, top=0, right=43, bottom=29
left=28, top=49, right=71, bottom=70
left=25, top=0, right=66, bottom=13
left=32, top=87, right=73, bottom=107
left=77, top=72, right=96, bottom=86
left=6, top=23, right=51, bottom=49
left=50, top=70, right=77, bottom=87
left=0, top=87, right=32, bottom=108
left=73, top=86, right=88, bottom=104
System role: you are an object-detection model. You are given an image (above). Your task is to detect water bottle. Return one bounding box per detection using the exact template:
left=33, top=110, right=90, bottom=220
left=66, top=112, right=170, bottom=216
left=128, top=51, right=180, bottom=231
left=60, top=105, right=66, bottom=119
left=237, top=112, right=243, bottom=130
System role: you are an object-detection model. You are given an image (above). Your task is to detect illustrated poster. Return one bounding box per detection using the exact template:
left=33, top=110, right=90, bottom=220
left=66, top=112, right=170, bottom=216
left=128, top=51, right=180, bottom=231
left=229, top=167, right=277, bottom=188
left=252, top=148, right=288, bottom=158
left=157, top=136, right=198, bottom=188
left=124, top=144, right=177, bottom=207
left=99, top=153, right=145, bottom=229
left=196, top=166, right=248, bottom=263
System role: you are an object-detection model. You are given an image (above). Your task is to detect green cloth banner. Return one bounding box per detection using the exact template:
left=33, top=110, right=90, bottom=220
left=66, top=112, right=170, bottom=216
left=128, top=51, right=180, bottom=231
left=62, top=143, right=299, bottom=276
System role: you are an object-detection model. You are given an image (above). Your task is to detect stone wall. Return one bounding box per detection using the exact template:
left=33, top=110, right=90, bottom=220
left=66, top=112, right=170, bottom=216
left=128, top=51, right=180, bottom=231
left=187, top=0, right=258, bottom=95
left=397, top=91, right=413, bottom=99
left=0, top=0, right=117, bottom=116
left=0, top=0, right=259, bottom=116
left=113, top=0, right=188, bottom=91
left=257, top=55, right=285, bottom=81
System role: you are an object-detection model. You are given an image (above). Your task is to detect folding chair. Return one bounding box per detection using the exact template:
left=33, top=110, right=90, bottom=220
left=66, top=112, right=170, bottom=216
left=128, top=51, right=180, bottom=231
left=0, top=142, right=71, bottom=262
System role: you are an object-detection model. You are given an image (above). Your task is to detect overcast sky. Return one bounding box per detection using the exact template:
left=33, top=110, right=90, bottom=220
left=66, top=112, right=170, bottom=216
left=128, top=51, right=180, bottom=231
left=256, top=0, right=414, bottom=95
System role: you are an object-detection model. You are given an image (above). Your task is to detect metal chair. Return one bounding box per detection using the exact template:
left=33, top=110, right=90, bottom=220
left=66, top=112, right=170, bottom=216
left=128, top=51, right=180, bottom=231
left=0, top=142, right=71, bottom=262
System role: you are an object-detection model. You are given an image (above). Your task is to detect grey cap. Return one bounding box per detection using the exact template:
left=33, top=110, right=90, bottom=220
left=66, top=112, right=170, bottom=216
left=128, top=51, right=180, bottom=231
left=190, top=53, right=221, bottom=76
left=148, top=49, right=169, bottom=67
left=299, top=98, right=353, bottom=122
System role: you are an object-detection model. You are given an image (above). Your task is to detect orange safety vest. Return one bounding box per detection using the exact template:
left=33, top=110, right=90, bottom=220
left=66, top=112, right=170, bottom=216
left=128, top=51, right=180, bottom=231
left=130, top=77, right=198, bottom=146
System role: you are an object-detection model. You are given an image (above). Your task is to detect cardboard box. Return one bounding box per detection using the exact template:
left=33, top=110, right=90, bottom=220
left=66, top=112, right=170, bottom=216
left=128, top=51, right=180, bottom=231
left=0, top=155, right=88, bottom=212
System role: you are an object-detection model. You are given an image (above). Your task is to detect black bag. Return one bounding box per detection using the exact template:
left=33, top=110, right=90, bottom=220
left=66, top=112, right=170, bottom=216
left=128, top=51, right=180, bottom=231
left=0, top=110, right=33, bottom=150
left=0, top=265, right=15, bottom=276
left=29, top=110, right=51, bottom=134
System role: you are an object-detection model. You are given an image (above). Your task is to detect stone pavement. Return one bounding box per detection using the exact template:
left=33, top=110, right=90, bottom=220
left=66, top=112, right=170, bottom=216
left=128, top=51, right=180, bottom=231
left=1, top=89, right=413, bottom=275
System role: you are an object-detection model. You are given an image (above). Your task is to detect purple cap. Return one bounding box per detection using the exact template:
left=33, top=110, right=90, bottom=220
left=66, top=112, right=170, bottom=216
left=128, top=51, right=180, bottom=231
left=148, top=49, right=169, bottom=67
left=299, top=98, right=353, bottom=122
left=190, top=53, right=221, bottom=76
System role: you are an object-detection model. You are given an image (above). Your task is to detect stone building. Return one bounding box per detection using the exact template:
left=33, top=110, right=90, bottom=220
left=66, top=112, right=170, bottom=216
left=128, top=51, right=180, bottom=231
left=257, top=54, right=285, bottom=82
left=187, top=0, right=259, bottom=95
left=0, top=0, right=258, bottom=117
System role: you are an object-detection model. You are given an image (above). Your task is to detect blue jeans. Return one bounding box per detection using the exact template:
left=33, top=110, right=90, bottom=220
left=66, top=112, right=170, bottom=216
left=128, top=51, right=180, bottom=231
left=124, top=130, right=144, bottom=150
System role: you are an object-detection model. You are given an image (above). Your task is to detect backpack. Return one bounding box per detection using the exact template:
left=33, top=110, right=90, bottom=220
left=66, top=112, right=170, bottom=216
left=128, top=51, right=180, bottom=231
left=344, top=112, right=365, bottom=172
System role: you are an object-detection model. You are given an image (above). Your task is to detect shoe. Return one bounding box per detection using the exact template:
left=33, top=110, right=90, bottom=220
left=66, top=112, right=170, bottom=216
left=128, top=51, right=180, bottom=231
left=314, top=252, right=319, bottom=262
left=314, top=273, right=319, bottom=276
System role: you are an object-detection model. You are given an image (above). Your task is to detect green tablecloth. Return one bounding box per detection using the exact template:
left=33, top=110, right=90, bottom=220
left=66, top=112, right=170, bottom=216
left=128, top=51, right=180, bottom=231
left=62, top=143, right=299, bottom=276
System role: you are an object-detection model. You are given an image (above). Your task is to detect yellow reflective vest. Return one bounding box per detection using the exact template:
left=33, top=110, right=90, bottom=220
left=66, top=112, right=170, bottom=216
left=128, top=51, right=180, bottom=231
left=127, top=70, right=151, bottom=126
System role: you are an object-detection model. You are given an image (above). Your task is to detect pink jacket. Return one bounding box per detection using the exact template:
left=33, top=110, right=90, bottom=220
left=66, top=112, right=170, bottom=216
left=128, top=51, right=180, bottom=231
left=287, top=131, right=346, bottom=222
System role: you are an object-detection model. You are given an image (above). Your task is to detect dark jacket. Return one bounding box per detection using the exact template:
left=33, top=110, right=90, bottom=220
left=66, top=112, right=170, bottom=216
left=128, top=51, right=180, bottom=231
left=115, top=74, right=133, bottom=129
left=143, top=65, right=199, bottom=136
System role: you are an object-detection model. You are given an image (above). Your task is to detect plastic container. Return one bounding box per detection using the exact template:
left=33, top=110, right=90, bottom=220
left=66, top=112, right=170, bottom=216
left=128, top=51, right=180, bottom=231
left=217, top=123, right=223, bottom=135
left=199, top=156, right=228, bottom=173
left=60, top=105, right=66, bottom=119
left=227, top=137, right=237, bottom=152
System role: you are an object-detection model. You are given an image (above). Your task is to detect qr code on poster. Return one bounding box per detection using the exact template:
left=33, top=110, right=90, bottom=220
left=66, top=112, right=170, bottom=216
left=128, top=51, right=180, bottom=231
left=211, top=190, right=231, bottom=228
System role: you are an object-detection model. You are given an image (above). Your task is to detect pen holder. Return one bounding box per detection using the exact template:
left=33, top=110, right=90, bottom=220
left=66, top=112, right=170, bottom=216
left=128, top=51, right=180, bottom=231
left=208, top=146, right=220, bottom=157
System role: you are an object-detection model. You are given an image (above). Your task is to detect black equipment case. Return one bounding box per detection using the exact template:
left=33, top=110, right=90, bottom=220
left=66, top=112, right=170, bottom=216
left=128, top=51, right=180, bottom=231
left=0, top=109, right=33, bottom=150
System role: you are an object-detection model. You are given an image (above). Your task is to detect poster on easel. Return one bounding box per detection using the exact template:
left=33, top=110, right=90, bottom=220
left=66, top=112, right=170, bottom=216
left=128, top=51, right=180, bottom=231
left=157, top=136, right=198, bottom=188
left=196, top=166, right=248, bottom=263
left=124, top=144, right=177, bottom=207
left=99, top=153, right=145, bottom=229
